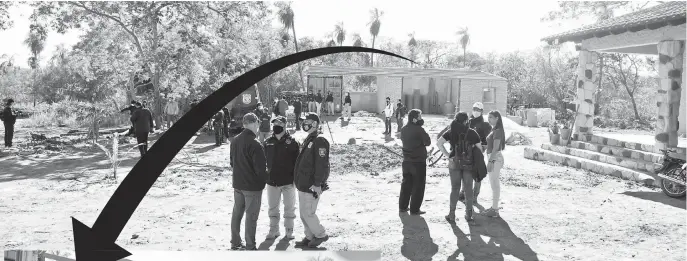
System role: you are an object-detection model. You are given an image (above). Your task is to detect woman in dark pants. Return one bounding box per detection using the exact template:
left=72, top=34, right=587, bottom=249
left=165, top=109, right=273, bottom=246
left=436, top=111, right=482, bottom=223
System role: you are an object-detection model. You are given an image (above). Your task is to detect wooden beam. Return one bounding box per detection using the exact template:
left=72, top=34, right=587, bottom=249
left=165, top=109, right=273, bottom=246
left=581, top=23, right=687, bottom=52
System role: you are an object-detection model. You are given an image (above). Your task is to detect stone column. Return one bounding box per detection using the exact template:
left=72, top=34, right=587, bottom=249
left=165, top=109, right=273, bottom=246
left=574, top=50, right=598, bottom=135
left=655, top=40, right=684, bottom=151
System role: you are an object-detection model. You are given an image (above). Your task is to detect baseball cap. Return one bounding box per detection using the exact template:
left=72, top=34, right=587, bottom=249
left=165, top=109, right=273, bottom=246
left=271, top=116, right=287, bottom=125
left=472, top=102, right=484, bottom=110
left=300, top=112, right=320, bottom=123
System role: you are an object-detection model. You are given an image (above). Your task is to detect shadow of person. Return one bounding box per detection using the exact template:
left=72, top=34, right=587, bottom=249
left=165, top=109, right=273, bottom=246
left=400, top=212, right=439, bottom=261
left=274, top=237, right=293, bottom=251
left=621, top=191, right=686, bottom=210
left=448, top=215, right=539, bottom=261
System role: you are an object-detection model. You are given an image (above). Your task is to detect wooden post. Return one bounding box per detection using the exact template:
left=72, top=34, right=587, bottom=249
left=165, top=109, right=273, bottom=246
left=573, top=50, right=598, bottom=136
left=656, top=40, right=684, bottom=151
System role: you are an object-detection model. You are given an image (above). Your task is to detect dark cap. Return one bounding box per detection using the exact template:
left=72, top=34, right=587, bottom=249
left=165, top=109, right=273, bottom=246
left=271, top=116, right=287, bottom=125
left=300, top=112, right=320, bottom=123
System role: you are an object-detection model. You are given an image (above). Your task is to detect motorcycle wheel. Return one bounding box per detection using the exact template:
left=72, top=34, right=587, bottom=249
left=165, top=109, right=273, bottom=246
left=660, top=168, right=686, bottom=198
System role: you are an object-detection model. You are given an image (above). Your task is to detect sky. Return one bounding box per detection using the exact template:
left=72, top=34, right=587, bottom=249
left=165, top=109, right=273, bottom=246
left=0, top=0, right=599, bottom=69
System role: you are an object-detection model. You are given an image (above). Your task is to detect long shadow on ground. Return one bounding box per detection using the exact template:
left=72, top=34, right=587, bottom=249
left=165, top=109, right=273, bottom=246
left=400, top=212, right=438, bottom=261
left=447, top=216, right=539, bottom=261
left=621, top=191, right=686, bottom=210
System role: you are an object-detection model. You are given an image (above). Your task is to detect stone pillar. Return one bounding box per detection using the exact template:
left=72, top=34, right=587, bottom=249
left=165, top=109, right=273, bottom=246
left=574, top=50, right=598, bottom=135
left=655, top=40, right=684, bottom=151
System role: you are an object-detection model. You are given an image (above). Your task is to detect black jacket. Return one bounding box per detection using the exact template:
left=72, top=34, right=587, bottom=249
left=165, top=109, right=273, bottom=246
left=212, top=110, right=224, bottom=125
left=400, top=123, right=431, bottom=163
left=307, top=94, right=314, bottom=102
left=1, top=106, right=17, bottom=125
left=230, top=129, right=268, bottom=191
left=264, top=133, right=300, bottom=187
left=469, top=116, right=492, bottom=145
left=131, top=108, right=154, bottom=133
left=326, top=94, right=334, bottom=102
left=293, top=101, right=302, bottom=114
left=344, top=95, right=351, bottom=105
left=294, top=132, right=330, bottom=192
left=315, top=94, right=323, bottom=103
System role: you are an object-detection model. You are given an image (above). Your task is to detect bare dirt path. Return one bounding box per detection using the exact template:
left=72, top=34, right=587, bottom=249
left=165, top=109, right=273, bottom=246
left=1, top=115, right=684, bottom=261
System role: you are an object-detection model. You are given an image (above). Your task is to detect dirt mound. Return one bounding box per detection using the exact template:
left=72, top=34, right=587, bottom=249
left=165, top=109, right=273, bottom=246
left=331, top=143, right=403, bottom=176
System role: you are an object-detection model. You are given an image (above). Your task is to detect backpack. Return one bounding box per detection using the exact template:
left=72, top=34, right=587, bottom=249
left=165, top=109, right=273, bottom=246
left=454, top=128, right=475, bottom=170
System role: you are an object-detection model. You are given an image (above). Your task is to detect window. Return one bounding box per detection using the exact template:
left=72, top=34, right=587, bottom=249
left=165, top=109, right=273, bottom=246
left=483, top=87, right=496, bottom=104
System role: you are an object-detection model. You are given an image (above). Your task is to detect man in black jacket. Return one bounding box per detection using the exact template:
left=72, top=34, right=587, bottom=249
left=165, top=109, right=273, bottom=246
left=131, top=101, right=155, bottom=156
left=293, top=113, right=330, bottom=248
left=325, top=92, right=334, bottom=116
left=458, top=102, right=492, bottom=202
left=263, top=116, right=300, bottom=240
left=307, top=91, right=315, bottom=113
left=399, top=109, right=431, bottom=215
left=315, top=90, right=324, bottom=116
left=1, top=98, right=17, bottom=147
left=212, top=109, right=225, bottom=146
left=293, top=98, right=302, bottom=131
left=222, top=107, right=230, bottom=140
left=229, top=113, right=268, bottom=251
left=341, top=92, right=352, bottom=121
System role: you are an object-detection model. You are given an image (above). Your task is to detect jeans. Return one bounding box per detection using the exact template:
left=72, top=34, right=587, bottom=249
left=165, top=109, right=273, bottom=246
left=399, top=161, right=427, bottom=212
left=384, top=117, right=392, bottom=134
left=231, top=189, right=263, bottom=249
left=214, top=123, right=224, bottom=145
left=295, top=112, right=302, bottom=130
left=488, top=153, right=505, bottom=209
left=448, top=158, right=474, bottom=217
left=327, top=102, right=334, bottom=115
left=308, top=102, right=316, bottom=113
left=3, top=122, right=14, bottom=147
left=135, top=131, right=149, bottom=156
left=298, top=190, right=327, bottom=240
left=396, top=117, right=404, bottom=132
left=267, top=184, right=297, bottom=232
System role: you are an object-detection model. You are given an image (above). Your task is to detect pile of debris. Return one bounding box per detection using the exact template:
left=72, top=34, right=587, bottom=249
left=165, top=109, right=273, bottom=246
left=353, top=111, right=377, bottom=117
left=506, top=132, right=532, bottom=146
left=29, top=133, right=67, bottom=151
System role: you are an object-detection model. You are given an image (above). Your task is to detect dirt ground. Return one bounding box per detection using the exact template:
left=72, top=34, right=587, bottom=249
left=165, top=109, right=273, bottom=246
left=0, top=115, right=685, bottom=261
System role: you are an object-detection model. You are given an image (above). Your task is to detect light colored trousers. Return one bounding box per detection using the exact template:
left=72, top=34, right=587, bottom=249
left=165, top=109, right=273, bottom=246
left=316, top=102, right=322, bottom=116
left=298, top=190, right=327, bottom=240
left=343, top=104, right=351, bottom=118
left=327, top=102, right=335, bottom=115
left=308, top=101, right=316, bottom=112
left=488, top=152, right=505, bottom=208
left=267, top=184, right=297, bottom=232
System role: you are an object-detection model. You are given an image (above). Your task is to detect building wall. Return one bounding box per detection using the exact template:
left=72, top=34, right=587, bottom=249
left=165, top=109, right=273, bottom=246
left=457, top=79, right=508, bottom=114
left=350, top=92, right=377, bottom=112
left=680, top=47, right=686, bottom=134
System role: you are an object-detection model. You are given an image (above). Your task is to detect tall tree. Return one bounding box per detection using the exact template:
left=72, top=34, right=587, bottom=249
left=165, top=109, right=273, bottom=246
left=0, top=1, right=14, bottom=30
left=367, top=8, right=383, bottom=67
left=334, top=21, right=346, bottom=46
left=276, top=2, right=305, bottom=91
left=456, top=27, right=470, bottom=68
left=408, top=32, right=417, bottom=67
left=24, top=21, right=47, bottom=107
left=606, top=54, right=649, bottom=122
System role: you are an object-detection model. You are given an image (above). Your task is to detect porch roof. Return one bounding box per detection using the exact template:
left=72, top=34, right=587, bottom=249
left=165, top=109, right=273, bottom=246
left=303, top=65, right=506, bottom=81
left=542, top=1, right=686, bottom=45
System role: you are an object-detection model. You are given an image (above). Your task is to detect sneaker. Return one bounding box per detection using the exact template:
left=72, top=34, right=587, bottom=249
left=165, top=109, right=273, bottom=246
left=230, top=243, right=245, bottom=250
left=266, top=230, right=281, bottom=240
left=295, top=238, right=311, bottom=247
left=307, top=235, right=329, bottom=247
left=285, top=228, right=295, bottom=239
left=482, top=208, right=500, bottom=218
left=410, top=210, right=426, bottom=215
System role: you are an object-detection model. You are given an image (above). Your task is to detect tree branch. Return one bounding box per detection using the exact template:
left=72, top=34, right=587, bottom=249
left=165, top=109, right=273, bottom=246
left=67, top=2, right=146, bottom=57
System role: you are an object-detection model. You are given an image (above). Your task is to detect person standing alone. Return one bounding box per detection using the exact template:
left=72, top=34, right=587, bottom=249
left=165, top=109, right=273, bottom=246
left=229, top=113, right=268, bottom=251
left=315, top=90, right=324, bottom=117
left=293, top=113, right=331, bottom=248
left=293, top=98, right=302, bottom=131
left=342, top=92, right=352, bottom=121
left=1, top=99, right=17, bottom=148
left=325, top=91, right=334, bottom=116
left=399, top=109, right=431, bottom=215
left=264, top=116, right=300, bottom=240
left=382, top=97, right=393, bottom=135
left=131, top=101, right=154, bottom=157
left=212, top=109, right=225, bottom=146
left=164, top=97, right=179, bottom=129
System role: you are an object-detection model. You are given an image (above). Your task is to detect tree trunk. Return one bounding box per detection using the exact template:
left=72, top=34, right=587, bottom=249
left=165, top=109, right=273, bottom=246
left=629, top=93, right=641, bottom=122
left=371, top=36, right=376, bottom=67
left=595, top=54, right=604, bottom=115
left=151, top=16, right=163, bottom=130
left=463, top=48, right=467, bottom=68
left=291, top=25, right=305, bottom=92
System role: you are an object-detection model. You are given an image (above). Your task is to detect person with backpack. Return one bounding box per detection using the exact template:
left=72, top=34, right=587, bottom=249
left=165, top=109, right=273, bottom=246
left=1, top=98, right=18, bottom=147
left=394, top=99, right=407, bottom=133
left=399, top=109, right=431, bottom=215
left=457, top=102, right=492, bottom=203
left=436, top=111, right=483, bottom=223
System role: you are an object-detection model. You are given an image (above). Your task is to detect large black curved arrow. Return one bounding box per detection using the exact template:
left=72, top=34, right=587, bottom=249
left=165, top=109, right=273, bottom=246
left=72, top=46, right=413, bottom=261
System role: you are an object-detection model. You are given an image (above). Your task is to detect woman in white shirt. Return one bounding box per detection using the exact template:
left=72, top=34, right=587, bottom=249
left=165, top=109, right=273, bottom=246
left=383, top=97, right=393, bottom=135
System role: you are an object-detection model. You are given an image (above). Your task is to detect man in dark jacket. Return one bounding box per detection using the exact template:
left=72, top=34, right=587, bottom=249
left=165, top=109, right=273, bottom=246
left=307, top=91, right=315, bottom=113
left=399, top=109, right=431, bottom=215
left=341, top=92, right=352, bottom=121
left=212, top=109, right=225, bottom=146
left=315, top=90, right=324, bottom=116
left=325, top=92, right=334, bottom=116
left=120, top=101, right=139, bottom=137
left=2, top=98, right=18, bottom=147
left=293, top=113, right=330, bottom=248
left=222, top=107, right=230, bottom=140
left=293, top=98, right=302, bottom=131
left=277, top=96, right=289, bottom=117
left=254, top=103, right=271, bottom=143
left=394, top=99, right=407, bottom=133
left=458, top=102, right=492, bottom=202
left=263, top=116, right=300, bottom=240
left=131, top=102, right=154, bottom=156
left=229, top=113, right=268, bottom=251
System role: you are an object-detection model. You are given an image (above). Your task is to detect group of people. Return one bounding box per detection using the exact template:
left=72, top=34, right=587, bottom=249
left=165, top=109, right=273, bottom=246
left=229, top=111, right=331, bottom=250
left=382, top=97, right=408, bottom=135
left=399, top=101, right=506, bottom=223
left=303, top=90, right=353, bottom=119
left=120, top=100, right=156, bottom=157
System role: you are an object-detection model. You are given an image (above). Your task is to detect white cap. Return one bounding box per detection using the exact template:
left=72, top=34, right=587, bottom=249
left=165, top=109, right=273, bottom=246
left=472, top=102, right=484, bottom=110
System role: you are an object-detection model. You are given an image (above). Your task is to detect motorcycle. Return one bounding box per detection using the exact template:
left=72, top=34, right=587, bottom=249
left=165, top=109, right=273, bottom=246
left=656, top=148, right=686, bottom=198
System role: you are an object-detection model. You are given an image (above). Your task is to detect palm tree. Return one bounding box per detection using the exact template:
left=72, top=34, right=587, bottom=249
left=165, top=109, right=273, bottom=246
left=367, top=8, right=383, bottom=67
left=24, top=22, right=47, bottom=107
left=456, top=27, right=470, bottom=68
left=276, top=2, right=305, bottom=90
left=334, top=21, right=346, bottom=46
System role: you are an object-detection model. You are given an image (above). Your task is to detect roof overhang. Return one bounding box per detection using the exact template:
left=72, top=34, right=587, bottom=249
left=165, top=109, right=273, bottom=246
left=542, top=2, right=686, bottom=46
left=304, top=66, right=506, bottom=81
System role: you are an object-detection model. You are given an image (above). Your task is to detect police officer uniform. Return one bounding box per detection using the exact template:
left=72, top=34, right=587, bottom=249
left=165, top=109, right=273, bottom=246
left=293, top=113, right=330, bottom=248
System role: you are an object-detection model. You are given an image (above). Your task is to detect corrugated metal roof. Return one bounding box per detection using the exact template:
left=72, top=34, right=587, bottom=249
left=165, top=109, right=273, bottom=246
left=304, top=66, right=506, bottom=81
left=542, top=1, right=686, bottom=44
